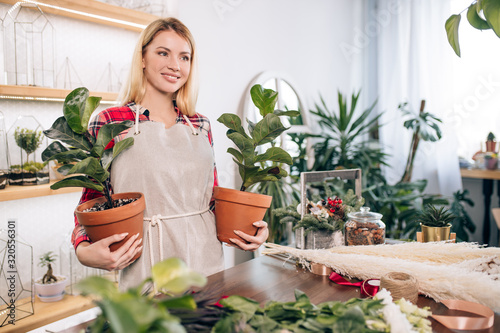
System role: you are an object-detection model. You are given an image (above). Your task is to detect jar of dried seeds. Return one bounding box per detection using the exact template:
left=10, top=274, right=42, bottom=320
left=345, top=207, right=385, bottom=246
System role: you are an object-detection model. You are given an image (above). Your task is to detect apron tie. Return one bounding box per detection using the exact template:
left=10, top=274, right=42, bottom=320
left=144, top=207, right=211, bottom=270
left=183, top=115, right=199, bottom=136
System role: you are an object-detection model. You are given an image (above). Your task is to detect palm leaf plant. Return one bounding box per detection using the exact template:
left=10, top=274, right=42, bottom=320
left=41, top=87, right=134, bottom=209
left=399, top=100, right=442, bottom=183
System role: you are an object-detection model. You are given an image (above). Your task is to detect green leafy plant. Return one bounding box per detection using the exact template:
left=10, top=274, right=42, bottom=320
left=14, top=127, right=43, bottom=163
left=487, top=131, right=496, bottom=141
left=217, top=84, right=299, bottom=191
left=10, top=161, right=46, bottom=172
left=418, top=204, right=456, bottom=228
left=77, top=257, right=210, bottom=332
left=214, top=289, right=431, bottom=332
left=41, top=87, right=134, bottom=209
left=39, top=251, right=58, bottom=284
left=446, top=0, right=500, bottom=57
left=399, top=100, right=442, bottom=183
left=274, top=189, right=364, bottom=235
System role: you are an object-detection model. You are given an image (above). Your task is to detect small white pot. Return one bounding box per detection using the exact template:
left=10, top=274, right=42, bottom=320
left=35, top=275, right=68, bottom=302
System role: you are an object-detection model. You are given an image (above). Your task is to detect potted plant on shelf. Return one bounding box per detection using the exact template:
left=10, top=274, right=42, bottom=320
left=41, top=87, right=145, bottom=260
left=214, top=84, right=299, bottom=243
left=418, top=204, right=455, bottom=242
left=35, top=251, right=68, bottom=302
left=486, top=132, right=496, bottom=152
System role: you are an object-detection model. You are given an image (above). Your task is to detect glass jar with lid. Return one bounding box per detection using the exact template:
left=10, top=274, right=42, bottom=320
left=345, top=207, right=385, bottom=246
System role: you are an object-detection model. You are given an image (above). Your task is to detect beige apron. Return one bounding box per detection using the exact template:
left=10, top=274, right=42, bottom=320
left=110, top=105, right=224, bottom=290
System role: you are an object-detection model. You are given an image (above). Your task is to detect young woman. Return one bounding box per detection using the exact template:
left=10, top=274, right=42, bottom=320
left=72, top=18, right=269, bottom=288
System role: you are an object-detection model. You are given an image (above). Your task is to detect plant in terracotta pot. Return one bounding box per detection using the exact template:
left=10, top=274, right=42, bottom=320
left=214, top=84, right=299, bottom=243
left=41, top=87, right=145, bottom=259
left=486, top=132, right=496, bottom=152
left=35, top=251, right=68, bottom=302
left=418, top=204, right=456, bottom=242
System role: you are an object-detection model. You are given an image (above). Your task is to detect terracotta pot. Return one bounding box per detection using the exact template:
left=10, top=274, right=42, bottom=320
left=75, top=192, right=145, bottom=260
left=213, top=187, right=272, bottom=243
left=420, top=223, right=451, bottom=242
left=486, top=140, right=496, bottom=152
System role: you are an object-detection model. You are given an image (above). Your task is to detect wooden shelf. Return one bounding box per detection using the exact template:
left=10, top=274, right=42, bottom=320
left=460, top=168, right=500, bottom=180
left=0, top=0, right=159, bottom=32
left=0, top=180, right=81, bottom=202
left=0, top=85, right=118, bottom=103
left=0, top=294, right=95, bottom=333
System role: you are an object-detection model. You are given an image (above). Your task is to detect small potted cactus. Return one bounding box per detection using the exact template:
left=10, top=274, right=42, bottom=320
left=486, top=132, right=496, bottom=152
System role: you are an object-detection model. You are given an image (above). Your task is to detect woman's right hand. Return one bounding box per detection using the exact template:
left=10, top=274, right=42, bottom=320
left=75, top=233, right=143, bottom=271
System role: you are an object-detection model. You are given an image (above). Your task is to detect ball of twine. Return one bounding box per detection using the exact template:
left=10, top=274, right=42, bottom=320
left=380, top=272, right=419, bottom=304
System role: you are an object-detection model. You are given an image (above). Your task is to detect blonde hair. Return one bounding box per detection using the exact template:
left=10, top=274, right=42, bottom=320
left=119, top=18, right=199, bottom=116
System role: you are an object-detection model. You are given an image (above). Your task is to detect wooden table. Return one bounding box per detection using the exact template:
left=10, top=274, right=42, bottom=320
left=59, top=255, right=499, bottom=333
left=461, top=168, right=500, bottom=245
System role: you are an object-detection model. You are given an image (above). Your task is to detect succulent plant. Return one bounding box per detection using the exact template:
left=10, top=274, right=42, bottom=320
left=419, top=204, right=455, bottom=228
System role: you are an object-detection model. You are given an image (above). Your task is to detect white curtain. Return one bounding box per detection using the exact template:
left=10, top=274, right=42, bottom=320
left=374, top=0, right=461, bottom=196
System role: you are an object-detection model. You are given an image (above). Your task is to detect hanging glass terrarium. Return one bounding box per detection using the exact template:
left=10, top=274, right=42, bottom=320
left=0, top=111, right=9, bottom=189
left=7, top=115, right=49, bottom=186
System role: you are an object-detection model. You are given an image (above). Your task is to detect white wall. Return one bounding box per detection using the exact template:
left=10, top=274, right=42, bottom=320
left=0, top=0, right=357, bottom=278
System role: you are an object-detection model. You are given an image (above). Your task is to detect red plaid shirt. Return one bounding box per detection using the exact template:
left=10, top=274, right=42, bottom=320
left=71, top=102, right=219, bottom=249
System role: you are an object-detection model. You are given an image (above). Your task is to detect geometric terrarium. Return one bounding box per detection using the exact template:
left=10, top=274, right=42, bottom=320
left=0, top=223, right=34, bottom=327
left=0, top=111, right=8, bottom=190
left=3, top=2, right=55, bottom=87
left=7, top=115, right=49, bottom=186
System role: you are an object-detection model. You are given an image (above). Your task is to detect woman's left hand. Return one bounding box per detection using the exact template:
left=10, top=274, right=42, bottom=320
left=228, top=221, right=269, bottom=252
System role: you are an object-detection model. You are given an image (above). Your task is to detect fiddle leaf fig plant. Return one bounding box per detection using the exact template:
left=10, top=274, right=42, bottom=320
left=217, top=84, right=300, bottom=191
left=41, top=87, right=134, bottom=209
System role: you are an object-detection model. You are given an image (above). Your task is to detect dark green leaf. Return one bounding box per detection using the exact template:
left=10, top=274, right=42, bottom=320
left=68, top=157, right=109, bottom=183
left=467, top=3, right=490, bottom=29
left=99, top=299, right=139, bottom=333
left=50, top=175, right=103, bottom=192
left=252, top=114, right=288, bottom=146
left=254, top=147, right=293, bottom=165
left=63, top=87, right=89, bottom=134
left=42, top=141, right=68, bottom=162
left=227, top=147, right=243, bottom=163
left=92, top=121, right=133, bottom=158
left=445, top=14, right=461, bottom=57
left=217, top=114, right=248, bottom=138
left=227, top=131, right=255, bottom=159
left=273, top=110, right=300, bottom=117
left=43, top=148, right=88, bottom=164
left=56, top=163, right=74, bottom=176
left=81, top=96, right=101, bottom=131
left=43, top=116, right=93, bottom=151
left=101, top=137, right=134, bottom=171
left=159, top=295, right=197, bottom=310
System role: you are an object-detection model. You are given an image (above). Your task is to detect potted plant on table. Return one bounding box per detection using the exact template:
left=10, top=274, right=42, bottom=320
left=35, top=251, right=68, bottom=302
left=41, top=87, right=145, bottom=260
left=214, top=84, right=299, bottom=243
left=418, top=204, right=455, bottom=242
left=486, top=132, right=496, bottom=153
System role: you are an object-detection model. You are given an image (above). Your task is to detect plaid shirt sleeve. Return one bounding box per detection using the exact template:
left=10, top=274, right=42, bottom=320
left=72, top=104, right=146, bottom=249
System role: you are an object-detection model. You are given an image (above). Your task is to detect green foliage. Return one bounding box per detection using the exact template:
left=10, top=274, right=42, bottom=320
left=42, top=87, right=134, bottom=209
left=38, top=251, right=57, bottom=267
left=487, top=131, right=496, bottom=141
left=77, top=258, right=208, bottom=333
left=213, top=289, right=431, bottom=333
left=217, top=84, right=299, bottom=191
left=446, top=0, right=500, bottom=57
left=14, top=127, right=44, bottom=162
left=274, top=189, right=364, bottom=235
left=417, top=204, right=456, bottom=228
left=10, top=161, right=46, bottom=172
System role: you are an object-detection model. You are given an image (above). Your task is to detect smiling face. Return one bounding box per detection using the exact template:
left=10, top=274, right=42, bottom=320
left=142, top=29, right=192, bottom=98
